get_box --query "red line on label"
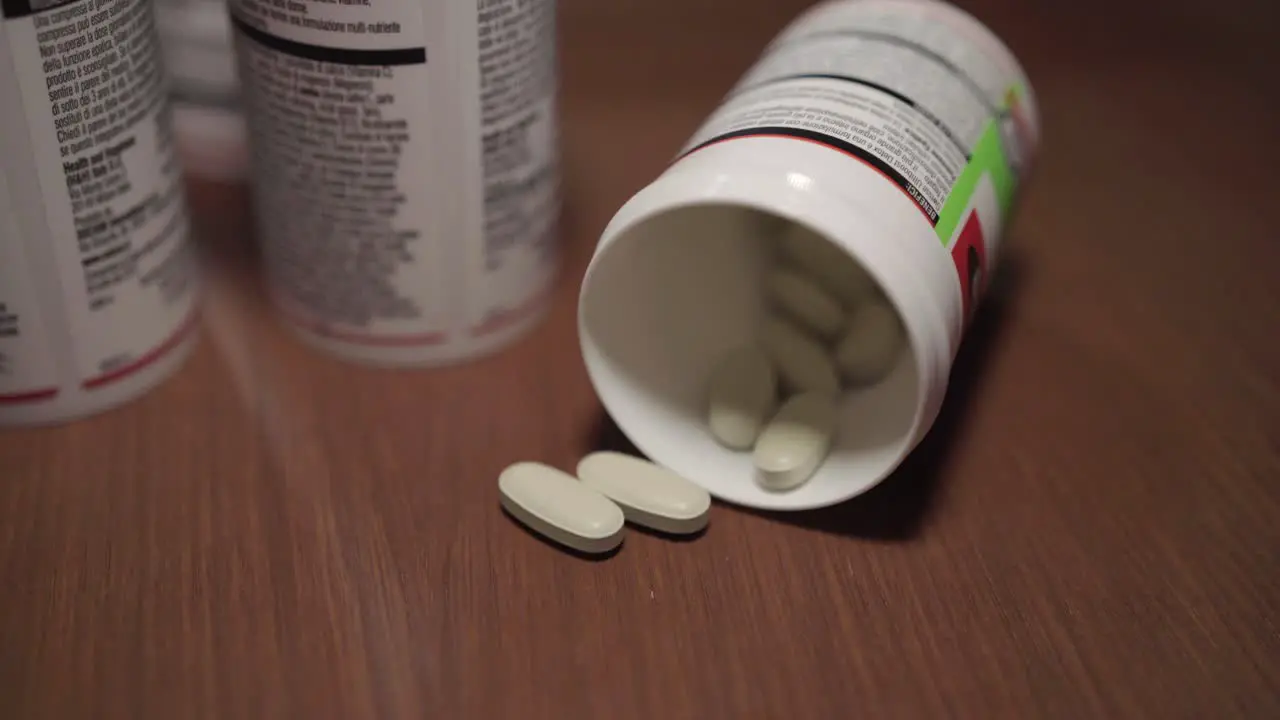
[0,387,59,405]
[279,306,449,347]
[82,310,200,390]
[685,133,936,224]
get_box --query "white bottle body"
[0,0,200,427]
[229,0,561,366]
[155,0,248,181]
[579,0,1039,510]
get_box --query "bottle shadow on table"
[589,249,1026,542]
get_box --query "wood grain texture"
[2,0,1278,717]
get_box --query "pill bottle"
[579,0,1039,510]
[228,0,560,366]
[155,0,249,182]
[0,0,201,427]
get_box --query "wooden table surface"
[3,1,1278,717]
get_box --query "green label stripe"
[934,84,1024,245]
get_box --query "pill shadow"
[591,412,645,457]
[627,524,708,544]
[589,250,1026,542]
[499,506,623,562]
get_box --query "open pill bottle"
[578,0,1040,510]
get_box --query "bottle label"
[0,171,59,404]
[680,0,1037,323]
[228,0,558,347]
[473,0,559,338]
[0,0,198,405]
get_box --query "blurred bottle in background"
[155,0,248,182]
[226,0,560,367]
[1,0,201,426]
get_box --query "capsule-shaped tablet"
[834,299,905,386]
[778,223,875,308]
[766,268,845,340]
[759,315,841,396]
[753,392,838,492]
[706,346,777,449]
[576,452,712,535]
[498,462,625,554]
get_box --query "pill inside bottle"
[753,392,838,492]
[759,314,841,396]
[835,298,906,386]
[765,268,846,340]
[778,223,875,309]
[706,346,777,450]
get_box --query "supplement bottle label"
[229,0,558,347]
[473,0,559,337]
[680,0,1036,321]
[0,172,59,403]
[0,0,198,406]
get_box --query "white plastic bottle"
[228,0,560,366]
[579,0,1040,510]
[154,0,248,181]
[0,0,201,427]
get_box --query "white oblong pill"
[706,346,777,450]
[576,452,712,535]
[753,392,837,492]
[766,268,845,340]
[498,462,625,554]
[835,299,905,386]
[778,223,875,308]
[759,315,841,396]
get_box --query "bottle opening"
[579,202,924,510]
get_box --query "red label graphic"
[950,211,987,325]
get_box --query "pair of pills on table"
[498,452,712,555]
[706,224,905,491]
